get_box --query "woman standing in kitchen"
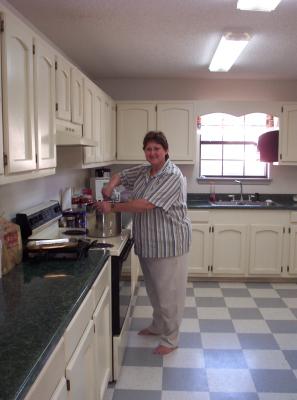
[97,131,191,355]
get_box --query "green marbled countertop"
[0,250,109,400]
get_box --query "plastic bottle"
[209,182,216,202]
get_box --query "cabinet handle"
[288,227,291,234]
[287,266,290,272]
[212,226,214,233]
[66,379,71,391]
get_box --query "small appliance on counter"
[90,177,110,201]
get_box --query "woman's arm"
[96,199,155,213]
[102,173,121,199]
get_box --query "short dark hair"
[143,131,169,160]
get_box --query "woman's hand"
[95,201,112,214]
[102,185,113,200]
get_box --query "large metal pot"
[86,204,121,238]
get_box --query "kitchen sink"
[210,200,279,207]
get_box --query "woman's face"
[144,141,168,168]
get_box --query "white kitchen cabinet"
[279,104,297,164]
[66,320,97,400]
[116,101,196,163]
[0,36,3,177]
[33,36,56,169]
[1,11,36,173]
[93,87,104,163]
[50,378,67,400]
[102,94,116,162]
[117,103,156,160]
[212,224,247,275]
[55,54,71,121]
[131,247,140,293]
[71,67,84,125]
[83,78,96,164]
[24,338,66,400]
[157,103,196,162]
[93,287,112,400]
[288,213,297,275]
[188,224,210,275]
[249,224,284,275]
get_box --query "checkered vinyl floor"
[104,281,297,400]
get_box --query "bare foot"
[138,328,159,336]
[153,345,177,355]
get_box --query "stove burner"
[62,229,88,236]
[92,242,114,249]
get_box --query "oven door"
[111,238,133,335]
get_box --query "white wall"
[0,169,90,220]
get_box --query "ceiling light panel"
[237,0,282,12]
[209,32,251,72]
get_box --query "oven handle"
[120,238,134,262]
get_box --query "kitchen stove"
[16,200,130,256]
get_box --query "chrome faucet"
[234,180,243,201]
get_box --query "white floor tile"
[274,334,297,350]
[219,282,247,288]
[126,331,159,348]
[180,318,200,332]
[233,319,270,334]
[271,283,297,289]
[207,368,256,392]
[225,297,257,308]
[248,288,280,298]
[283,298,297,308]
[243,349,290,369]
[162,391,210,400]
[201,333,241,349]
[197,307,231,320]
[163,348,205,368]
[115,366,162,390]
[185,297,196,307]
[259,394,297,400]
[260,308,295,320]
[193,288,223,297]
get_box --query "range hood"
[56,119,98,147]
[257,130,279,163]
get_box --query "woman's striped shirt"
[119,159,192,258]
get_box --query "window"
[199,113,279,179]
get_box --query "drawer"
[188,210,210,223]
[64,290,93,363]
[92,259,110,309]
[24,338,65,400]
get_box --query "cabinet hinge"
[35,153,38,164]
[280,153,282,160]
[155,105,157,112]
[287,266,290,272]
[212,226,214,233]
[209,226,211,233]
[208,265,210,271]
[0,19,4,33]
[281,266,283,273]
[55,61,58,70]
[283,227,285,233]
[66,379,71,391]
[3,153,7,166]
[211,265,213,271]
[288,227,291,234]
[33,44,35,55]
[281,106,284,112]
[56,103,58,112]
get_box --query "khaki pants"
[139,253,188,348]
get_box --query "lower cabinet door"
[93,286,112,400]
[66,320,96,400]
[50,377,67,400]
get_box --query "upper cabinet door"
[33,36,56,169]
[102,95,115,162]
[116,103,156,160]
[2,12,36,173]
[279,104,297,164]
[71,67,84,125]
[157,103,196,162]
[94,87,104,163]
[55,55,71,121]
[83,78,96,164]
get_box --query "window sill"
[197,178,272,185]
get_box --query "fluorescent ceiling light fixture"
[237,0,282,12]
[209,32,251,72]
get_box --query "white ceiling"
[4,0,297,81]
